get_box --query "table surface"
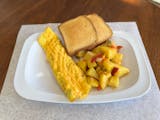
[0,0,160,91]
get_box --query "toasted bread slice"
[59,16,97,55]
[86,14,113,45]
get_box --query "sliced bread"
[59,16,97,55]
[86,14,113,45]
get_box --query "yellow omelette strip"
[38,27,91,101]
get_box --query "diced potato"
[74,39,129,90]
[108,76,119,88]
[87,77,99,87]
[103,47,117,59]
[77,60,87,72]
[102,59,114,72]
[114,66,129,77]
[83,51,97,68]
[93,46,102,54]
[96,66,102,74]
[103,59,129,77]
[84,51,95,60]
[111,53,123,64]
[107,48,117,59]
[99,72,111,89]
[86,68,99,79]
[96,66,108,75]
[103,40,116,48]
[87,60,97,68]
[76,50,86,58]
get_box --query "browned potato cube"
[92,46,101,54]
[76,50,86,58]
[103,59,129,77]
[96,66,102,74]
[114,66,129,77]
[84,51,95,60]
[111,53,123,64]
[99,46,117,59]
[83,51,97,68]
[86,67,99,79]
[87,77,99,87]
[102,59,114,72]
[99,72,111,89]
[108,76,119,88]
[77,60,87,72]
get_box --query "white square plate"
[14,26,151,104]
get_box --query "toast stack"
[59,14,113,55]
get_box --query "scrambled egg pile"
[38,27,91,101]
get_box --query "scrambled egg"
[38,27,91,101]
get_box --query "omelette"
[38,27,91,101]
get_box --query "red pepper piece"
[97,85,102,91]
[91,53,103,63]
[110,45,117,48]
[111,67,119,76]
[117,45,123,50]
